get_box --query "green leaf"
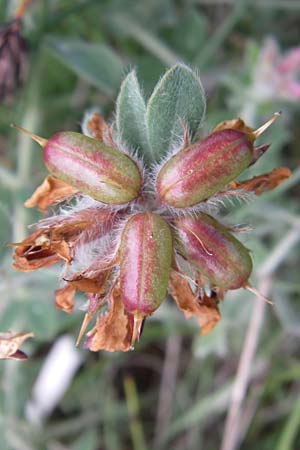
[107,14,179,66]
[146,64,206,162]
[0,269,77,341]
[116,71,151,160]
[45,38,124,96]
[275,393,300,450]
[0,295,74,342]
[168,10,208,60]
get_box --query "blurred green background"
[0,1,300,449]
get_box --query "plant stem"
[123,375,148,450]
[154,335,182,448]
[220,228,300,450]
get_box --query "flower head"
[10,66,291,352]
[252,37,300,103]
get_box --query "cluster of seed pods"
[13,112,280,348]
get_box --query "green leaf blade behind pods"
[45,38,124,96]
[146,63,206,162]
[116,71,152,161]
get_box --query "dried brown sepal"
[65,269,111,294]
[11,229,62,271]
[86,287,133,352]
[24,175,79,213]
[87,112,114,145]
[229,167,291,195]
[212,118,254,136]
[76,292,107,346]
[169,271,221,336]
[39,207,115,247]
[55,284,76,314]
[11,208,117,273]
[0,331,34,360]
[50,240,72,263]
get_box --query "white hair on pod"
[33,196,114,232]
[211,189,255,207]
[70,233,114,275]
[148,132,187,191]
[149,186,255,219]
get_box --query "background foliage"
[0,1,300,449]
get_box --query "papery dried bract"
[24,175,79,212]
[85,112,114,145]
[55,284,76,314]
[11,206,116,273]
[66,269,110,294]
[0,331,34,360]
[87,287,133,352]
[169,271,221,335]
[212,117,255,134]
[11,229,63,271]
[229,167,291,195]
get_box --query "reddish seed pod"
[175,213,252,290]
[13,127,142,205]
[157,114,280,208]
[119,212,173,316]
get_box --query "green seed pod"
[157,114,280,208]
[13,126,142,205]
[175,213,252,290]
[119,212,173,316]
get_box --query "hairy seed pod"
[176,213,252,290]
[119,213,173,316]
[157,114,280,208]
[13,127,142,204]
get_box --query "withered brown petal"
[11,229,70,271]
[55,284,76,314]
[0,331,34,360]
[229,167,291,195]
[66,270,110,294]
[24,175,78,213]
[11,229,61,271]
[75,292,108,347]
[87,287,133,352]
[169,271,221,336]
[13,252,60,272]
[212,117,254,136]
[51,240,72,263]
[87,112,114,145]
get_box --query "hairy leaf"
[146,63,206,161]
[116,71,151,160]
